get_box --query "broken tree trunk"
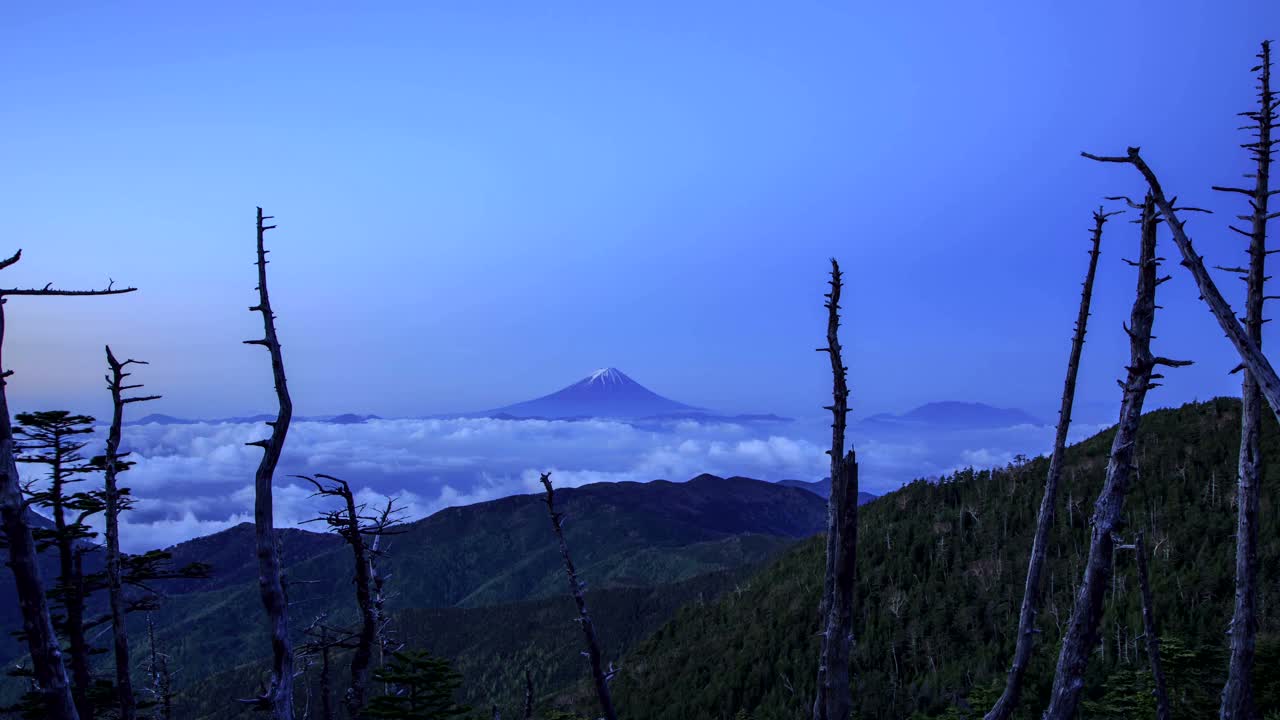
[103,347,161,720]
[0,249,134,720]
[1135,531,1171,720]
[1042,195,1189,720]
[244,207,296,719]
[1082,148,1280,421]
[985,207,1114,720]
[298,474,391,718]
[813,258,857,720]
[146,614,173,720]
[1218,39,1275,720]
[540,472,617,720]
[523,669,533,720]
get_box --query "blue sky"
[3,1,1279,424]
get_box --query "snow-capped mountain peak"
[488,367,702,418]
[586,367,630,386]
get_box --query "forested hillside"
[0,475,823,714]
[601,399,1280,719]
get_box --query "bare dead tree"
[0,248,134,720]
[367,498,405,674]
[812,258,858,720]
[240,207,296,719]
[299,615,338,720]
[523,669,533,720]
[1083,148,1280,419]
[145,613,172,720]
[1214,40,1276,720]
[100,346,160,720]
[539,472,617,720]
[1132,531,1171,720]
[985,207,1116,720]
[1042,196,1192,719]
[298,475,404,718]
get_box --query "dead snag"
[102,347,160,720]
[523,669,534,720]
[145,614,173,720]
[1215,39,1276,720]
[1132,531,1171,720]
[298,474,403,717]
[540,472,618,720]
[299,615,338,720]
[985,207,1117,720]
[1042,196,1191,719]
[0,249,134,720]
[367,497,406,671]
[813,258,858,720]
[1083,147,1280,419]
[241,207,296,719]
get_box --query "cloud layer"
[16,415,1105,552]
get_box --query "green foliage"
[362,650,469,719]
[29,477,811,716]
[606,399,1280,719]
[173,566,752,718]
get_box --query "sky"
[3,3,1280,546]
[2,2,1279,423]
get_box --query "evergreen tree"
[362,651,469,719]
[15,410,101,718]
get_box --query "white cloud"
[15,414,1085,551]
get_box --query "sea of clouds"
[24,415,1111,552]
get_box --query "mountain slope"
[600,398,1280,719]
[0,474,825,710]
[176,566,757,719]
[489,367,705,418]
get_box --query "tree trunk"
[813,258,855,720]
[540,473,617,720]
[814,254,855,712]
[339,482,375,718]
[1221,39,1274,720]
[320,628,335,720]
[1135,531,1171,720]
[819,452,858,720]
[245,207,296,719]
[1043,196,1181,720]
[44,426,92,718]
[146,614,172,720]
[103,346,158,720]
[523,669,534,720]
[0,304,79,719]
[985,208,1112,720]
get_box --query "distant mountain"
[129,413,198,425]
[776,478,877,505]
[487,367,707,419]
[863,401,1043,429]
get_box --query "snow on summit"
[489,368,704,419]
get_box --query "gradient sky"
[3,2,1279,425]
